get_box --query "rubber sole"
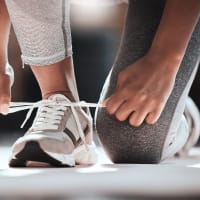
[9,141,98,168]
[9,141,71,167]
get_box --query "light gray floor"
[0,136,200,200]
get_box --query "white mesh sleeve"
[6,0,72,66]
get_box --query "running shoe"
[176,97,200,156]
[9,94,98,167]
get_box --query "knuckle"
[118,71,126,82]
[107,107,115,115]
[155,95,167,105]
[121,87,130,95]
[158,98,166,106]
[149,98,165,110]
[115,111,126,121]
[105,104,115,115]
[138,93,147,101]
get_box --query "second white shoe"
[177,97,200,156]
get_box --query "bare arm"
[104,0,200,127]
[149,0,200,72]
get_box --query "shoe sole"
[9,141,98,167]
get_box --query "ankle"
[42,90,76,102]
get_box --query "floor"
[0,134,200,200]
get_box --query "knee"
[96,109,163,164]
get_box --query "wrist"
[146,46,183,73]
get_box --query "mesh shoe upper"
[11,94,94,158]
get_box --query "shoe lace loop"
[30,104,67,131]
[9,100,103,147]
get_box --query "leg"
[6,0,97,167]
[5,0,78,102]
[96,0,200,163]
[0,0,13,114]
[31,57,79,101]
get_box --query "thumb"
[0,74,11,115]
[0,96,10,115]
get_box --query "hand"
[0,73,11,115]
[103,53,179,127]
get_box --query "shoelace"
[9,100,104,149]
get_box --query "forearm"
[0,0,10,72]
[149,0,200,71]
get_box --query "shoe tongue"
[47,94,70,102]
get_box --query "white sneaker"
[177,97,200,156]
[9,94,98,167]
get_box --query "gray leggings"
[96,0,200,163]
[5,0,200,163]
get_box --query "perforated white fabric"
[5,0,72,66]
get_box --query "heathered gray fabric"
[5,0,72,66]
[95,0,200,163]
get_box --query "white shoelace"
[9,100,104,148]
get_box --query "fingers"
[0,74,11,115]
[145,103,165,125]
[115,101,135,121]
[115,100,150,127]
[104,95,165,127]
[0,96,10,115]
[103,93,125,115]
[129,109,149,127]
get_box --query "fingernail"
[0,104,9,115]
